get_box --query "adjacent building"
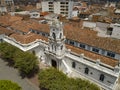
[41,0,74,18]
[0,0,14,13]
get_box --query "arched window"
[85,67,89,74]
[52,45,54,50]
[72,62,76,68]
[55,46,56,51]
[59,33,62,39]
[99,74,105,81]
[52,32,56,39]
[61,45,63,50]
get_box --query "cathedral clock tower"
[45,19,66,68]
[48,19,66,58]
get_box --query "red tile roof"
[0,26,14,35]
[30,21,50,33]
[63,23,120,54]
[0,15,22,26]
[1,15,119,54]
[66,44,118,67]
[0,15,119,67]
[9,33,48,44]
[10,20,32,33]
[40,12,50,16]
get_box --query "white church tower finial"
[48,19,66,58]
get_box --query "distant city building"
[0,0,14,13]
[36,3,41,10]
[41,0,74,18]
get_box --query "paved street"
[0,58,39,90]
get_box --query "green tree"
[38,68,67,90]
[38,68,100,90]
[0,42,18,59]
[0,80,21,90]
[0,42,39,77]
[14,51,38,76]
[0,42,8,58]
[0,42,22,66]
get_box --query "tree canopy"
[0,80,21,90]
[14,51,38,75]
[38,68,100,90]
[0,42,38,76]
[0,42,18,59]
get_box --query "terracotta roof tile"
[63,23,120,54]
[40,12,50,16]
[30,22,50,33]
[0,26,14,35]
[0,15,22,26]
[27,21,120,54]
[0,15,120,56]
[9,33,48,44]
[10,21,32,33]
[66,44,118,67]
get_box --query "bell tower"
[47,19,66,58]
[44,19,66,68]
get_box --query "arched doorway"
[51,59,57,68]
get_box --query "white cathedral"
[2,19,120,90]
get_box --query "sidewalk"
[0,58,39,90]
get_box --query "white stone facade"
[72,10,78,17]
[83,21,120,40]
[0,0,14,12]
[111,24,120,39]
[2,20,120,90]
[41,0,74,18]
[0,6,7,13]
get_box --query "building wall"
[63,54,118,90]
[115,54,120,60]
[54,2,60,14]
[29,45,45,59]
[41,0,74,18]
[36,3,41,9]
[84,21,120,40]
[111,24,120,39]
[0,6,7,13]
[41,1,49,12]
[72,10,78,17]
[68,1,74,18]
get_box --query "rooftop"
[0,26,14,35]
[0,15,120,67]
[0,15,23,27]
[9,32,48,44]
[1,15,119,54]
[66,44,118,67]
[64,23,120,54]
